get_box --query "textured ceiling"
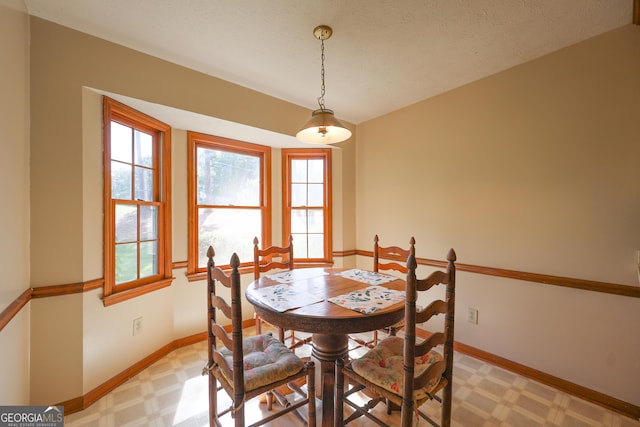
[24,0,633,124]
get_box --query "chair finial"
[207,246,215,259]
[230,253,241,269]
[374,234,379,244]
[447,248,457,262]
[253,236,259,246]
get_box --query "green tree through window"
[188,132,271,273]
[103,97,172,305]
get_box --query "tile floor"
[65,331,639,427]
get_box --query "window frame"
[187,132,272,277]
[102,97,173,306]
[282,148,333,264]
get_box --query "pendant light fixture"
[296,25,352,144]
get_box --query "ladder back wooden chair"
[253,236,311,351]
[350,235,416,350]
[335,249,457,427]
[374,234,416,275]
[203,246,316,427]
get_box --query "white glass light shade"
[296,109,352,144]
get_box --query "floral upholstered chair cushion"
[219,334,304,392]
[351,336,443,401]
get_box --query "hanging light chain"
[318,34,326,110]
[296,25,352,144]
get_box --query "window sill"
[102,278,174,306]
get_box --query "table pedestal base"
[311,333,349,427]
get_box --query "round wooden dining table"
[245,267,406,427]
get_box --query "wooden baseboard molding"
[59,319,256,416]
[61,324,639,420]
[4,257,636,419]
[452,339,640,420]
[57,396,84,415]
[59,331,208,415]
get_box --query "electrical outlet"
[133,317,143,336]
[467,308,478,324]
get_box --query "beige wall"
[355,25,640,405]
[30,295,83,404]
[6,6,638,410]
[0,0,30,405]
[29,16,354,403]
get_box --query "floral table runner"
[328,286,405,315]
[333,269,398,286]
